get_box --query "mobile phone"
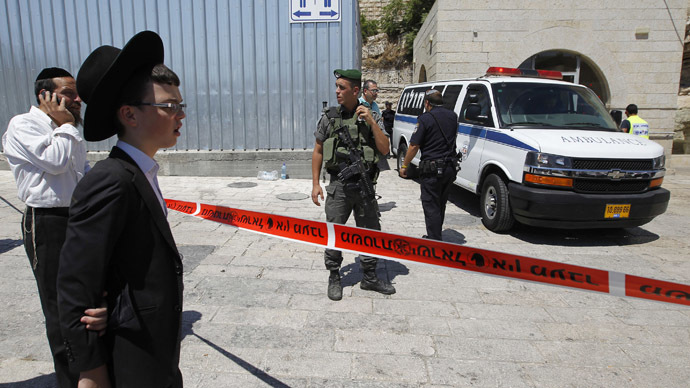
[41,91,62,105]
[357,101,371,122]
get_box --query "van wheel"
[396,142,417,178]
[480,174,515,233]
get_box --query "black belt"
[422,158,455,164]
[419,159,455,168]
[26,206,69,217]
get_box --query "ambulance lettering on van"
[392,67,670,233]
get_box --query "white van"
[391,67,670,232]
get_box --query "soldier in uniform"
[399,89,459,241]
[311,69,396,301]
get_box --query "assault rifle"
[333,125,377,209]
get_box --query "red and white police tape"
[166,199,690,307]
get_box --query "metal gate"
[0,0,361,152]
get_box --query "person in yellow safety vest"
[620,104,649,139]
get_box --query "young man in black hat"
[311,68,395,301]
[57,31,185,387]
[3,67,107,388]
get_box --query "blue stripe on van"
[396,114,418,124]
[457,124,537,151]
[395,113,537,152]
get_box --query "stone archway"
[418,65,427,83]
[519,50,611,105]
[502,26,626,109]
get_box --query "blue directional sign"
[290,0,341,23]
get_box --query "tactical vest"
[627,115,649,139]
[321,106,380,173]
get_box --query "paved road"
[1,160,689,387]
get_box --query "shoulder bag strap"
[428,110,457,159]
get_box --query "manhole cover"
[228,182,258,188]
[277,192,309,201]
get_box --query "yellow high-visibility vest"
[627,115,649,139]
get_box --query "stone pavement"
[1,160,689,387]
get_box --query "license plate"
[605,204,630,219]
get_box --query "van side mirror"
[610,110,622,127]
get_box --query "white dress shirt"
[115,140,168,216]
[2,106,90,208]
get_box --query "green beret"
[334,69,361,81]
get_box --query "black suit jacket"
[58,146,183,388]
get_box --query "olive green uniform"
[315,103,384,272]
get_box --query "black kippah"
[35,67,73,82]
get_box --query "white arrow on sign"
[290,0,341,23]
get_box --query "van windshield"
[492,82,619,131]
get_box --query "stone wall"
[359,0,413,109]
[359,0,394,20]
[361,66,414,107]
[362,33,413,107]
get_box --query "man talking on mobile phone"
[2,67,107,388]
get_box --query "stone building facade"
[412,0,688,155]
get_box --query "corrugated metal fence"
[0,0,361,152]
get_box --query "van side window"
[397,86,430,117]
[459,84,493,127]
[442,85,463,110]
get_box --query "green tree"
[379,0,436,59]
[360,12,379,40]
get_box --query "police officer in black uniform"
[399,89,459,240]
[311,69,396,301]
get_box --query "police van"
[392,67,670,232]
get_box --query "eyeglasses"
[134,102,186,114]
[368,89,380,93]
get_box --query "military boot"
[327,270,343,301]
[360,269,396,295]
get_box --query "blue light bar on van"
[485,67,563,80]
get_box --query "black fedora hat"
[77,31,164,141]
